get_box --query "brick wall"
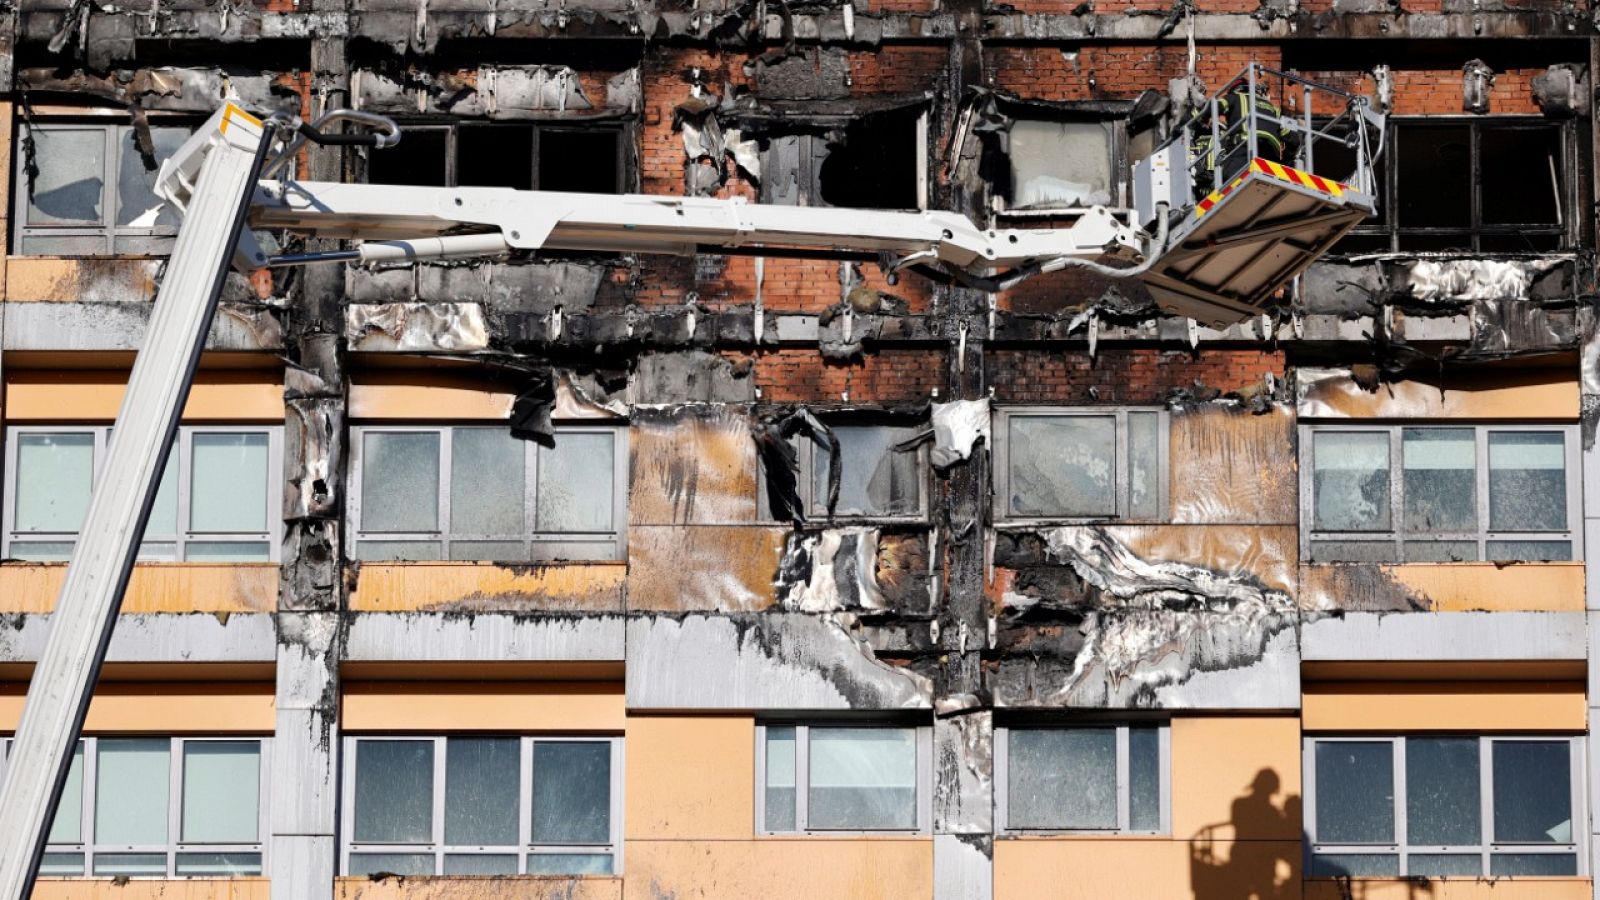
[1298,66,1542,115]
[749,348,947,402]
[988,347,1285,403]
[988,44,1275,98]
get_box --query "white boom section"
[0,104,274,897]
[247,181,1152,281]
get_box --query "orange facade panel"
[32,879,271,899]
[0,563,277,614]
[1298,368,1577,420]
[1303,680,1586,732]
[623,839,933,900]
[5,369,284,421]
[996,838,1301,900]
[1300,563,1585,613]
[0,681,274,733]
[347,562,625,613]
[626,715,756,841]
[1305,879,1590,900]
[341,680,625,733]
[333,877,622,900]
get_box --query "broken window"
[348,424,625,562]
[1330,118,1571,254]
[366,121,627,193]
[1306,736,1581,878]
[757,723,929,834]
[993,408,1168,522]
[3,425,281,563]
[997,117,1120,213]
[0,737,267,876]
[761,421,927,521]
[343,736,621,876]
[12,120,195,255]
[758,106,926,210]
[1301,424,1579,563]
[998,723,1168,834]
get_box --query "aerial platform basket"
[1134,64,1384,325]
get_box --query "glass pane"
[1128,412,1161,519]
[1408,854,1481,878]
[25,128,105,226]
[445,737,520,846]
[144,454,178,539]
[443,854,518,875]
[46,744,84,843]
[1403,540,1478,562]
[92,853,167,876]
[15,433,94,533]
[1308,541,1396,563]
[538,433,615,532]
[1490,853,1578,876]
[1402,428,1475,532]
[1009,120,1113,209]
[1492,740,1571,844]
[817,426,921,517]
[355,540,444,561]
[1008,416,1116,518]
[449,540,529,562]
[808,727,917,830]
[1406,737,1479,846]
[115,126,187,229]
[1008,728,1115,830]
[137,541,177,561]
[362,432,440,532]
[1396,124,1470,228]
[1314,741,1393,843]
[1129,727,1160,832]
[348,853,434,876]
[1312,432,1390,532]
[1486,540,1572,562]
[354,740,434,843]
[182,741,260,842]
[175,853,263,876]
[9,541,76,561]
[37,853,83,876]
[185,541,272,562]
[1308,854,1399,877]
[451,429,526,535]
[765,726,797,832]
[191,433,269,532]
[1480,126,1561,226]
[95,738,169,845]
[1488,432,1567,531]
[527,853,614,875]
[532,741,611,844]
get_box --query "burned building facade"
[0,0,1596,897]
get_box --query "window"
[341,736,622,875]
[758,106,927,210]
[1301,424,1581,562]
[348,425,626,562]
[993,408,1168,521]
[365,121,627,194]
[3,426,281,562]
[1329,118,1571,254]
[1306,736,1584,878]
[760,422,928,521]
[996,116,1124,214]
[0,737,268,876]
[757,723,931,834]
[12,120,197,255]
[996,723,1169,834]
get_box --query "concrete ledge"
[1302,611,1587,662]
[0,612,275,663]
[343,612,626,661]
[4,300,282,351]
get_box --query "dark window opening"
[1333,118,1570,255]
[366,121,626,193]
[759,107,925,211]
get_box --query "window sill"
[756,832,933,841]
[997,832,1173,840]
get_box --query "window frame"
[1303,734,1587,878]
[754,722,933,836]
[11,118,198,256]
[1298,422,1583,563]
[994,722,1172,836]
[0,735,272,877]
[1333,116,1576,254]
[759,420,932,524]
[346,423,628,562]
[2,424,284,563]
[362,119,631,193]
[992,406,1171,524]
[339,734,625,876]
[992,112,1129,217]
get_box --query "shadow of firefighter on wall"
[1189,769,1436,900]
